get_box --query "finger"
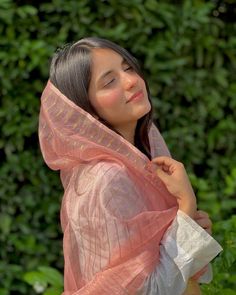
[191,265,208,280]
[152,157,176,175]
[162,165,171,174]
[195,218,212,234]
[152,157,184,175]
[151,156,176,166]
[155,167,170,182]
[195,210,209,219]
[195,218,211,228]
[205,227,212,235]
[155,163,171,174]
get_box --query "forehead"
[90,48,125,74]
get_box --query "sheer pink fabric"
[39,81,178,294]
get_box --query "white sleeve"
[137,210,223,295]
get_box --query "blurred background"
[0,0,235,294]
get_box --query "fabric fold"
[38,81,222,295]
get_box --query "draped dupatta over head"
[39,81,178,294]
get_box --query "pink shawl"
[39,81,178,294]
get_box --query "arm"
[137,210,222,295]
[152,156,197,219]
[143,157,222,294]
[65,162,178,294]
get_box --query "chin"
[137,102,151,119]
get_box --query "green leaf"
[23,271,48,286]
[38,266,63,287]
[43,287,63,295]
[0,213,12,235]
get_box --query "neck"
[114,122,137,145]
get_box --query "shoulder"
[80,160,130,183]
[93,160,133,185]
[79,161,146,219]
[74,160,132,197]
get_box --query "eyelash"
[103,66,133,87]
[124,66,132,71]
[104,79,115,87]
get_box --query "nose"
[121,71,138,90]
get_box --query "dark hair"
[50,37,153,159]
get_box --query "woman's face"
[88,48,151,132]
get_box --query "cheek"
[140,79,147,93]
[96,89,122,109]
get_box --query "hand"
[182,279,202,295]
[194,210,212,235]
[191,265,208,281]
[152,156,197,218]
[191,210,212,281]
[191,211,212,281]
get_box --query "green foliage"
[201,215,236,294]
[0,0,235,294]
[23,266,63,295]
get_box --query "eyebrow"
[98,70,113,82]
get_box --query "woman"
[38,37,222,294]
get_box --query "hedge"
[0,0,235,294]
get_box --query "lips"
[126,90,144,103]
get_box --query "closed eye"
[124,66,132,71]
[104,78,115,87]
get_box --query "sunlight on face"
[88,48,151,137]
